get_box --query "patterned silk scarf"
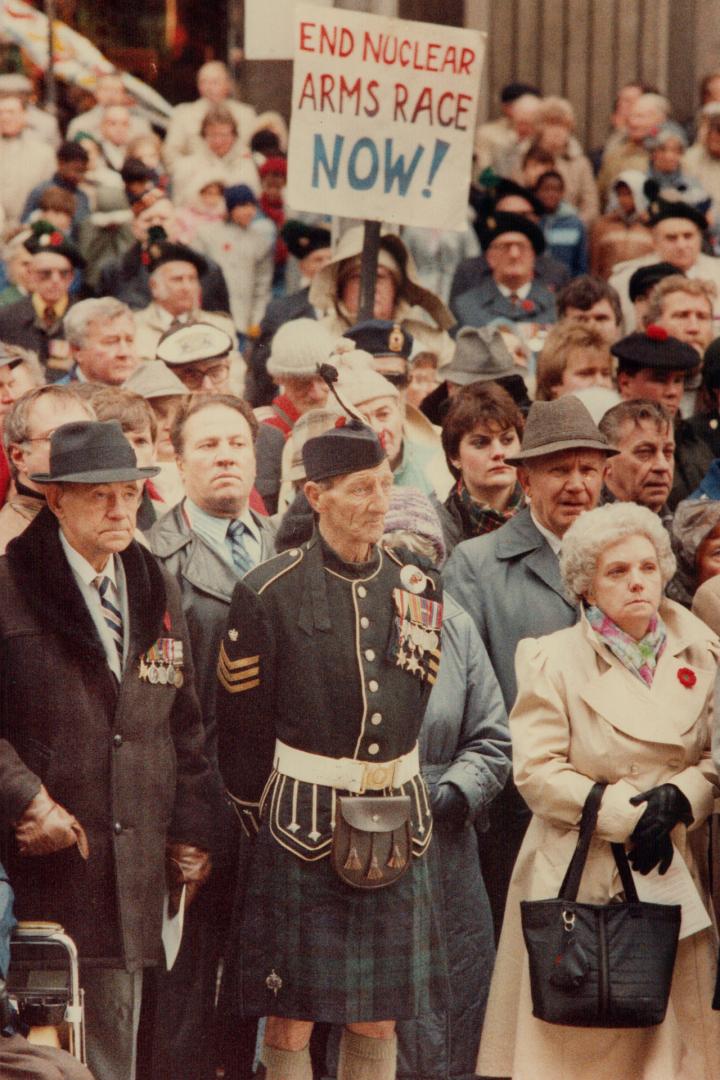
[453,479,526,537]
[585,604,667,688]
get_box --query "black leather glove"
[430,782,468,828]
[628,833,675,876]
[629,784,693,847]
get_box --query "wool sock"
[260,1042,313,1080]
[337,1029,397,1080]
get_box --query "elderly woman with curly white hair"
[477,501,720,1080]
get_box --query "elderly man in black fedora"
[0,420,212,1080]
[450,211,557,329]
[216,413,446,1080]
[443,395,616,935]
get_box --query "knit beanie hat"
[383,486,446,567]
[266,319,335,378]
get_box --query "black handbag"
[521,782,681,1028]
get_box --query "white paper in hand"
[161,884,186,970]
[630,844,711,940]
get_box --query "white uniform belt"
[273,740,420,794]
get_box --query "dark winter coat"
[0,507,212,969]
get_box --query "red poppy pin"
[677,667,696,688]
[163,610,172,632]
[50,231,63,246]
[646,324,668,341]
[521,298,535,313]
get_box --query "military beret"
[156,322,233,365]
[477,211,545,255]
[281,219,331,260]
[24,221,85,269]
[646,196,708,233]
[146,240,207,278]
[628,262,684,302]
[303,418,386,482]
[342,319,413,360]
[610,329,699,371]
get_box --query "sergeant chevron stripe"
[217,643,260,693]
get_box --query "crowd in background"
[4,50,720,1080]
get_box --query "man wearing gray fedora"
[443,395,616,935]
[421,325,531,425]
[0,420,212,1079]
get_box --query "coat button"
[371,712,382,725]
[113,822,122,835]
[113,734,123,747]
[364,649,375,662]
[368,743,380,755]
[357,586,367,598]
[360,617,370,629]
[368,679,379,692]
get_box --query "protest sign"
[244,0,332,61]
[286,4,486,232]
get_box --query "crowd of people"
[2,49,720,1080]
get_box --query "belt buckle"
[360,760,395,793]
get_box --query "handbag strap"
[557,782,642,903]
[610,842,640,903]
[558,782,607,901]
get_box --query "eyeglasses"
[489,240,532,254]
[178,362,229,390]
[35,268,73,281]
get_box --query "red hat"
[259,156,287,178]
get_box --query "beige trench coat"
[478,600,720,1080]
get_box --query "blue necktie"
[94,574,124,668]
[227,520,253,576]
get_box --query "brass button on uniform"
[368,679,379,692]
[357,586,367,598]
[360,617,370,629]
[113,822,122,835]
[365,649,376,662]
[113,734,123,747]
[368,743,380,755]
[370,712,382,726]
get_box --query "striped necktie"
[93,574,124,668]
[227,520,253,576]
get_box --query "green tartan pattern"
[232,822,447,1023]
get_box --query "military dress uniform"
[216,531,446,1024]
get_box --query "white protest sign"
[286,4,485,231]
[244,0,333,61]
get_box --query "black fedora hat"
[32,420,160,484]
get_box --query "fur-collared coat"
[0,507,212,970]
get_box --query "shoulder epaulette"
[245,545,305,594]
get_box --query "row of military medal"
[139,637,184,687]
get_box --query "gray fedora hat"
[443,326,527,387]
[505,395,617,464]
[32,420,160,484]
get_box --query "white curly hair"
[560,502,676,602]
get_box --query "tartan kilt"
[226,817,448,1024]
